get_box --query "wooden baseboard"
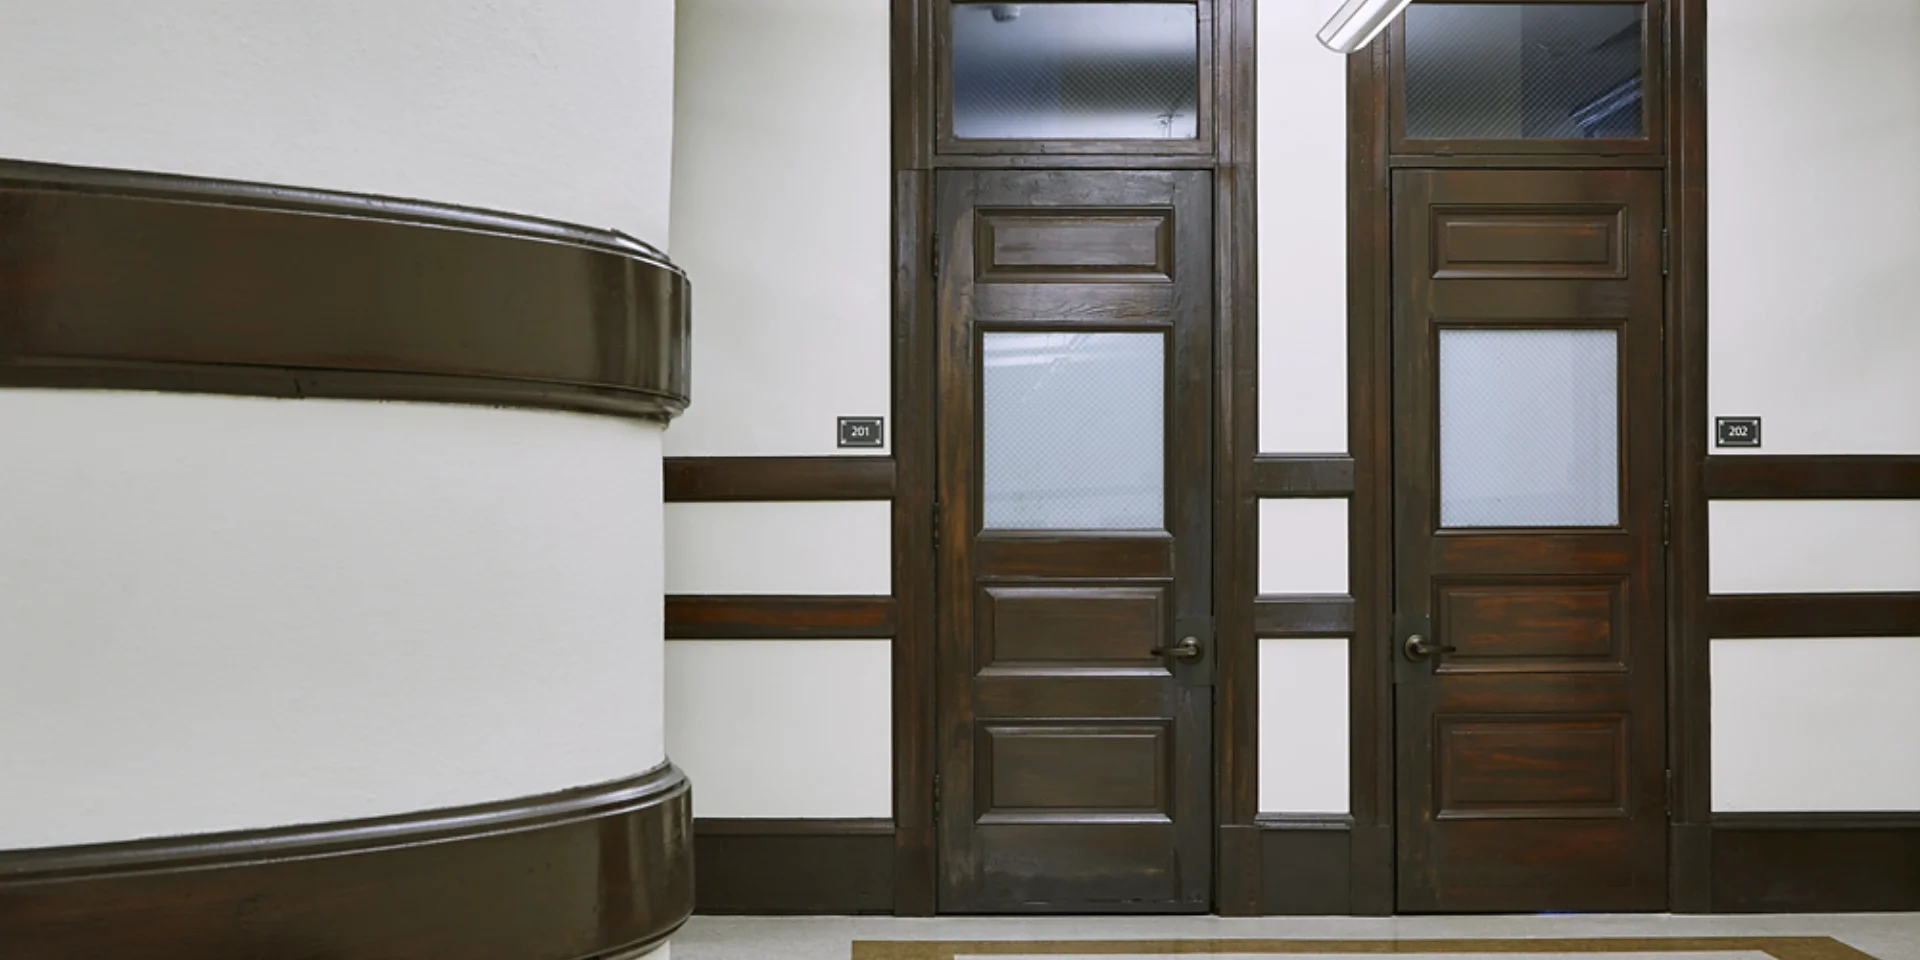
[1255,816,1355,915]
[1709,813,1920,913]
[693,819,895,914]
[0,764,691,960]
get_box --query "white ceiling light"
[1317,0,1416,54]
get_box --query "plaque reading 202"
[838,416,885,448]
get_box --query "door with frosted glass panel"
[933,170,1212,913]
[1392,169,1668,912]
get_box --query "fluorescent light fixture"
[1317,0,1416,54]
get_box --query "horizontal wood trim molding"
[0,763,691,959]
[1251,455,1357,498]
[1710,813,1920,913]
[1254,595,1358,638]
[694,818,894,914]
[1704,455,1920,500]
[664,456,896,502]
[1255,816,1355,915]
[0,159,689,421]
[1705,592,1920,639]
[665,595,897,640]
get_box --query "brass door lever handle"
[1151,636,1204,661]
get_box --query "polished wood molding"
[1704,455,1920,499]
[1711,813,1920,913]
[1253,595,1357,638]
[694,819,895,914]
[664,456,896,502]
[1251,455,1357,498]
[1705,592,1920,639]
[665,595,897,640]
[0,763,692,959]
[0,158,689,421]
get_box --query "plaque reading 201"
[838,416,885,448]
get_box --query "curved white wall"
[0,0,676,244]
[0,391,666,850]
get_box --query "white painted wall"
[1708,0,1920,454]
[1256,0,1350,455]
[1253,1,1353,815]
[667,641,893,818]
[664,502,893,595]
[1259,638,1350,814]
[667,0,890,456]
[1710,501,1920,595]
[1706,0,1920,815]
[0,392,666,850]
[0,0,676,244]
[1713,638,1920,811]
[1258,499,1351,596]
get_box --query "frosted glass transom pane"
[1439,328,1618,528]
[951,2,1201,141]
[982,332,1164,530]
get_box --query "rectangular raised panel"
[979,722,1169,816]
[1439,582,1624,671]
[950,2,1201,141]
[976,209,1173,283]
[1437,716,1627,818]
[979,584,1167,673]
[1432,208,1625,279]
[1439,328,1620,528]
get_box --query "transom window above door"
[1391,0,1662,155]
[940,1,1213,154]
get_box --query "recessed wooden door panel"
[1393,169,1667,913]
[936,170,1212,914]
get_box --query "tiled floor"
[673,914,1920,960]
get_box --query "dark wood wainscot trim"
[1710,814,1920,913]
[0,159,690,422]
[0,764,692,960]
[666,595,899,640]
[694,819,896,914]
[1256,816,1356,915]
[665,456,898,502]
[1704,456,1920,500]
[1706,593,1920,639]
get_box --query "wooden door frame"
[890,0,1261,916]
[890,0,1708,917]
[1341,0,1711,914]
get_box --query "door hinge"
[931,497,942,550]
[931,231,940,279]
[1664,769,1673,814]
[932,772,942,819]
[1661,228,1672,276]
[1662,499,1671,547]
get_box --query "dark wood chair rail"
[0,158,691,422]
[0,764,692,960]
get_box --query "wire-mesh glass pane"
[951,3,1201,141]
[1439,329,1619,528]
[982,332,1164,530]
[1404,3,1646,140]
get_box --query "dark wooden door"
[933,170,1213,913]
[1392,168,1668,912]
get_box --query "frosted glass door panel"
[1439,328,1619,528]
[982,332,1164,530]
